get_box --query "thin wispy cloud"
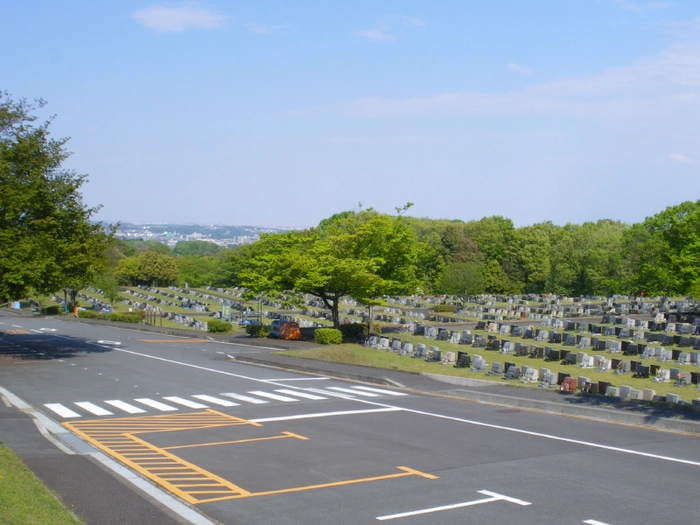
[353,26,395,42]
[131,5,227,33]
[353,15,424,42]
[246,23,283,35]
[669,153,692,163]
[332,39,700,123]
[507,62,533,75]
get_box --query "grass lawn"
[0,444,82,524]
[278,336,700,403]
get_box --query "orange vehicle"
[269,320,301,340]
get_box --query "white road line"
[275,389,327,400]
[110,348,700,468]
[584,520,613,525]
[11,324,22,328]
[163,397,209,409]
[74,402,113,416]
[305,388,357,399]
[134,398,178,411]
[220,392,268,404]
[328,386,381,397]
[342,397,700,468]
[376,490,531,521]
[39,328,57,332]
[30,329,43,333]
[248,391,298,402]
[44,403,81,418]
[267,377,329,381]
[353,386,408,396]
[251,407,401,423]
[105,400,146,414]
[191,394,238,407]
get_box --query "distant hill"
[115,223,293,247]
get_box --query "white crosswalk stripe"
[275,389,327,400]
[134,398,178,411]
[105,400,146,414]
[45,403,81,418]
[220,392,268,404]
[41,386,407,418]
[163,396,208,409]
[74,402,113,416]
[191,394,238,407]
[327,387,381,397]
[248,391,298,402]
[305,388,357,398]
[352,386,408,396]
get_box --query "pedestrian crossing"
[43,385,407,419]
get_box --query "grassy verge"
[0,444,82,524]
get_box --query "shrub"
[337,323,369,342]
[41,305,60,315]
[108,313,141,323]
[208,319,233,334]
[246,324,271,338]
[77,310,107,320]
[432,305,457,313]
[315,328,342,345]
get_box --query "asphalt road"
[1,310,699,525]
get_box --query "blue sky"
[3,1,699,228]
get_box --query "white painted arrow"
[376,490,531,521]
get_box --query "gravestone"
[486,362,503,376]
[414,343,427,358]
[455,351,470,368]
[642,388,656,401]
[605,386,620,397]
[666,393,681,404]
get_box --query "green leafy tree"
[172,241,223,257]
[438,261,487,302]
[175,255,222,287]
[137,251,179,287]
[0,93,114,301]
[241,211,419,328]
[124,239,171,255]
[94,270,121,308]
[114,257,139,286]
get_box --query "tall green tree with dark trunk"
[0,93,114,302]
[240,211,419,328]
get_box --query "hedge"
[208,319,233,334]
[337,323,369,342]
[75,310,141,323]
[246,324,271,338]
[432,304,457,313]
[314,328,342,345]
[41,305,60,315]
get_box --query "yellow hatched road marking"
[63,410,437,504]
[64,410,253,504]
